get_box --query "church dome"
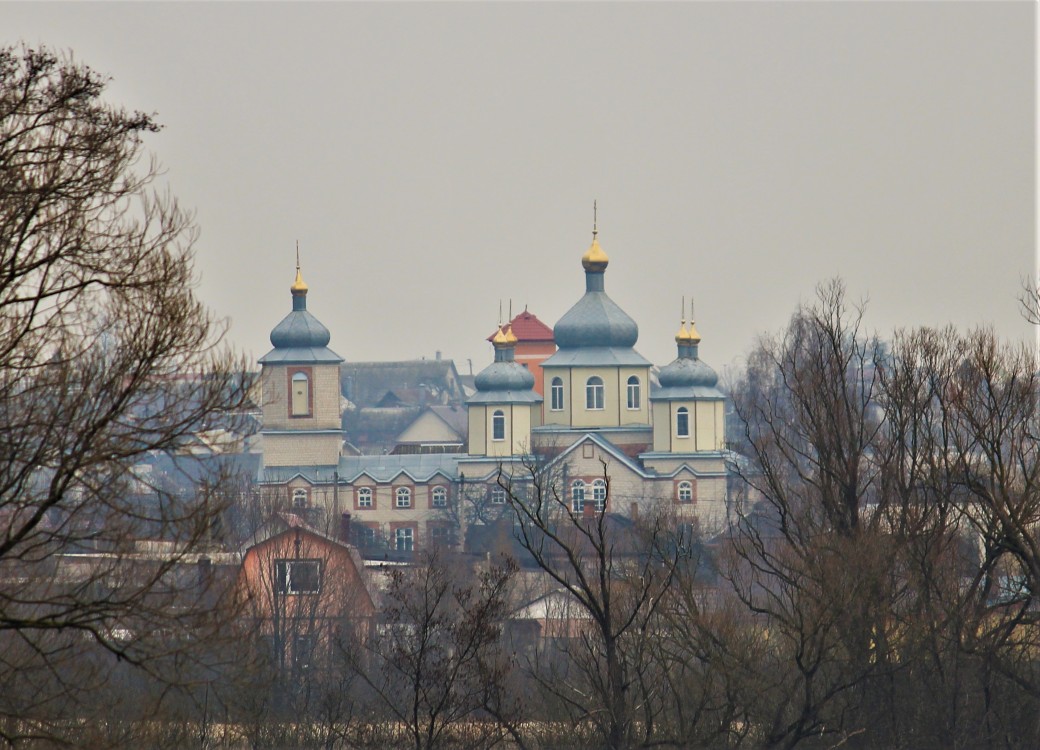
[658,356,718,389]
[474,360,536,392]
[270,309,332,349]
[553,235,639,349]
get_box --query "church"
[257,226,729,555]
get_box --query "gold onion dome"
[291,266,308,293]
[687,320,702,345]
[492,325,511,347]
[675,320,690,344]
[581,236,609,272]
[503,324,518,345]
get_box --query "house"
[237,513,376,673]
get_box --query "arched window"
[676,406,690,438]
[492,410,506,441]
[677,481,693,503]
[591,479,607,512]
[586,376,604,410]
[291,371,310,416]
[571,480,586,513]
[395,487,412,509]
[626,376,641,410]
[292,488,308,509]
[357,487,373,509]
[431,486,448,508]
[550,377,565,411]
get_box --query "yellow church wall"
[262,364,341,431]
[263,432,342,467]
[467,406,487,455]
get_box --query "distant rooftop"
[487,309,554,344]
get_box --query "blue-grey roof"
[467,389,543,404]
[260,290,344,365]
[553,270,640,350]
[651,343,722,399]
[337,453,462,483]
[651,385,725,400]
[542,346,651,368]
[468,344,542,404]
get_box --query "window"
[429,525,453,547]
[677,481,693,503]
[492,410,506,441]
[550,377,565,411]
[431,486,448,508]
[676,407,690,438]
[395,527,414,552]
[571,480,586,513]
[290,371,310,417]
[357,487,373,509]
[586,376,604,410]
[291,488,308,509]
[395,487,412,509]
[275,560,321,594]
[353,525,378,548]
[490,486,506,505]
[626,376,641,410]
[591,479,607,512]
[294,634,314,672]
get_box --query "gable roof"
[341,360,465,407]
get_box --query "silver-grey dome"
[474,361,536,392]
[658,355,718,389]
[270,309,332,349]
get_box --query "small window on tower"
[492,410,506,441]
[550,378,565,411]
[626,376,641,410]
[290,371,311,417]
[586,377,604,410]
[676,407,690,438]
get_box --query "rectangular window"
[429,525,454,547]
[353,525,378,548]
[395,527,414,552]
[275,560,321,594]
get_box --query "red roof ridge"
[487,310,555,343]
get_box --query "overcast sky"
[5,2,1035,379]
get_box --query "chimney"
[435,350,442,361]
[340,512,352,544]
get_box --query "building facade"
[258,228,729,555]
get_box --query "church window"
[591,479,607,512]
[676,407,690,438]
[357,487,373,509]
[492,410,505,441]
[395,487,412,509]
[586,377,604,410]
[431,486,448,508]
[571,480,586,513]
[677,481,693,503]
[626,376,641,410]
[550,378,564,411]
[291,488,308,509]
[290,371,311,417]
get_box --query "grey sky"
[5,2,1034,379]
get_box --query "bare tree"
[350,548,518,750]
[0,45,249,740]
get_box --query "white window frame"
[431,486,448,508]
[291,487,308,509]
[676,406,690,438]
[550,377,565,411]
[586,377,604,410]
[626,376,641,410]
[492,410,506,441]
[677,481,693,503]
[275,560,321,594]
[357,487,373,508]
[571,480,586,513]
[395,527,414,552]
[395,487,412,509]
[490,486,507,505]
[591,479,607,512]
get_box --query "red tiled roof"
[487,310,555,343]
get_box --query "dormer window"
[586,377,604,410]
[291,488,308,509]
[676,406,690,438]
[290,370,311,417]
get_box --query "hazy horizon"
[5,2,1034,378]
